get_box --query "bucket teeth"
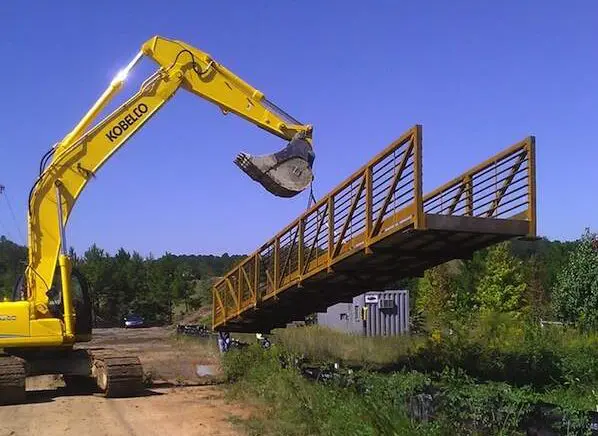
[234,152,265,184]
[235,135,315,198]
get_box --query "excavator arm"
[26,35,315,326]
[143,36,310,140]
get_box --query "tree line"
[0,236,244,325]
[0,236,27,297]
[411,228,598,331]
[1,228,597,329]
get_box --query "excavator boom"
[0,34,316,404]
[25,35,315,315]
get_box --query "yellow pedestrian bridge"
[212,125,537,333]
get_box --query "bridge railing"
[213,125,423,326]
[423,136,536,234]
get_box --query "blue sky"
[0,1,596,256]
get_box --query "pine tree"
[475,241,526,312]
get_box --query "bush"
[221,342,275,382]
[222,345,437,436]
[552,229,598,330]
[223,322,598,435]
[222,345,561,435]
[353,370,432,407]
[434,368,538,434]
[275,315,598,390]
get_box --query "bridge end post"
[526,135,537,238]
[413,124,424,230]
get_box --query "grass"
[272,324,425,366]
[219,314,598,434]
[222,344,438,436]
[137,333,223,383]
[171,333,220,356]
[272,314,598,390]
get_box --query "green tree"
[125,251,148,314]
[417,258,481,324]
[144,257,174,324]
[109,248,133,322]
[552,229,598,330]
[196,277,216,308]
[416,261,456,325]
[511,236,576,294]
[521,253,552,321]
[0,236,26,299]
[475,241,526,313]
[452,249,489,319]
[79,244,112,323]
[171,263,194,312]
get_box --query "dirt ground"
[0,327,252,436]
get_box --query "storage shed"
[316,290,409,336]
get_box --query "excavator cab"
[47,268,93,341]
[235,132,315,198]
[12,268,93,341]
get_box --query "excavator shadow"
[22,378,223,404]
[24,385,164,404]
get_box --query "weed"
[272,324,425,366]
[222,344,436,436]
[222,314,598,434]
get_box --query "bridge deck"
[212,125,536,333]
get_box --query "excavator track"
[87,349,144,398]
[0,355,26,405]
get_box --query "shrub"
[276,314,598,390]
[223,323,598,434]
[222,345,437,436]
[435,368,538,434]
[552,229,598,331]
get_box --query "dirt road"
[0,328,250,436]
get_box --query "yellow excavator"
[0,35,315,404]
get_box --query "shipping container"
[316,290,409,336]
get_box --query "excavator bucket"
[235,133,315,198]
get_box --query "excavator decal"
[105,103,149,142]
